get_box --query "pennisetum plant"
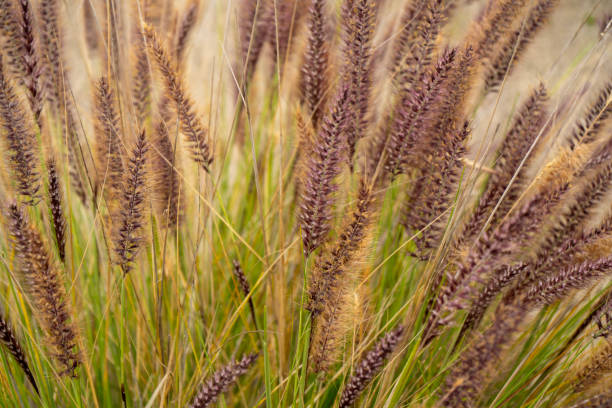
[0,0,608,406]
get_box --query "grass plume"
[114,130,148,274]
[6,202,81,376]
[338,325,404,407]
[145,25,213,172]
[188,353,258,408]
[0,55,41,204]
[0,310,38,393]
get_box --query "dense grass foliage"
[0,0,610,407]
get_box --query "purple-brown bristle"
[484,0,559,92]
[308,181,376,372]
[0,311,39,393]
[300,0,329,128]
[470,0,528,61]
[524,256,612,306]
[393,0,446,91]
[568,82,611,150]
[6,203,81,376]
[338,325,404,407]
[132,27,151,127]
[232,259,258,330]
[340,0,377,165]
[384,48,456,178]
[440,300,527,407]
[457,83,549,247]
[402,120,469,256]
[0,0,27,77]
[542,162,612,254]
[238,0,268,84]
[145,26,213,172]
[39,0,63,107]
[266,0,302,68]
[115,130,148,274]
[298,87,350,256]
[15,0,45,130]
[152,120,181,229]
[48,159,66,263]
[174,0,199,63]
[189,353,258,408]
[94,76,125,202]
[0,55,41,204]
[389,0,428,77]
[427,184,567,343]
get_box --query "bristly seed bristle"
[338,325,404,408]
[300,0,329,128]
[0,311,39,394]
[152,120,181,229]
[568,82,612,150]
[232,259,258,330]
[0,55,41,204]
[47,159,66,263]
[94,76,125,203]
[308,181,376,372]
[188,353,259,408]
[6,203,81,376]
[298,86,350,256]
[145,25,213,172]
[484,0,559,92]
[115,130,148,274]
[174,0,199,64]
[340,0,377,165]
[132,27,152,127]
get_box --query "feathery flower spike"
[338,325,404,407]
[298,87,350,256]
[301,0,329,128]
[0,56,41,204]
[6,203,81,376]
[145,25,213,172]
[0,311,38,393]
[47,160,66,263]
[115,130,148,274]
[189,353,259,408]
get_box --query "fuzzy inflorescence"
[6,203,80,376]
[189,353,258,408]
[338,325,404,407]
[0,56,41,204]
